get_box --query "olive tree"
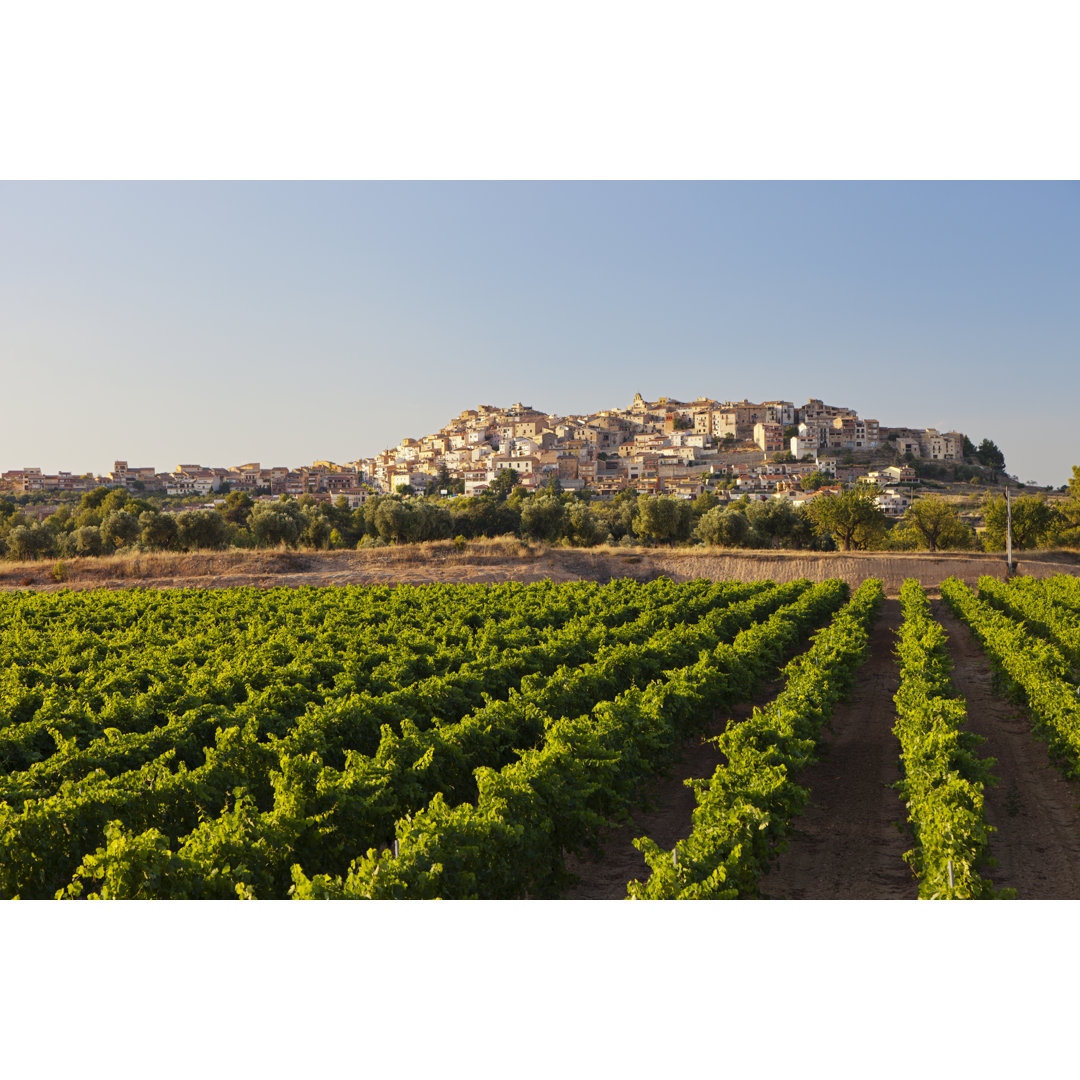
[250,502,303,547]
[696,505,750,547]
[6,523,55,561]
[139,511,179,551]
[100,510,140,549]
[176,509,229,551]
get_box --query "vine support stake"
[393,839,399,858]
[947,859,953,896]
[672,848,678,868]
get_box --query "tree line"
[2,466,1078,562]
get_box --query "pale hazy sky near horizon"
[2,180,1077,486]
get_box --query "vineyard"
[3,571,1080,899]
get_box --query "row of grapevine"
[1011,574,1080,616]
[940,577,1080,780]
[627,578,883,899]
[1,579,751,760]
[56,580,818,899]
[280,580,852,899]
[1,578,766,799]
[0,578,792,898]
[892,579,1005,899]
[977,576,1080,674]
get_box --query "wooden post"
[1005,484,1013,575]
[947,859,954,896]
[392,839,399,858]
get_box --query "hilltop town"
[2,395,978,521]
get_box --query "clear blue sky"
[2,181,1076,486]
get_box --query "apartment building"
[921,429,963,461]
[801,398,853,422]
[4,469,97,494]
[753,421,784,453]
[111,460,158,488]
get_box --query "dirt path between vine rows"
[759,598,916,899]
[560,675,794,900]
[563,593,1080,900]
[563,604,916,900]
[931,601,1080,898]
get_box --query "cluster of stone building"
[0,460,371,505]
[1,395,965,519]
[357,395,960,511]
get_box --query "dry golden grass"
[2,538,1077,595]
[351,535,538,565]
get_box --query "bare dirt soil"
[932,601,1080,898]
[562,673,798,900]
[759,599,916,899]
[3,544,1077,594]
[562,602,917,900]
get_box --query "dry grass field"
[2,538,1078,594]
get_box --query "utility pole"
[1005,482,1013,574]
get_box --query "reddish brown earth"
[932,601,1080,898]
[564,601,917,900]
[759,599,915,899]
[562,677,793,900]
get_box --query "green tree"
[487,468,519,502]
[982,493,1057,551]
[745,499,802,548]
[424,463,459,497]
[300,506,333,549]
[696,505,750,547]
[139,511,178,551]
[800,471,830,492]
[975,439,1006,472]
[69,525,105,557]
[175,509,228,551]
[591,488,637,542]
[251,502,302,547]
[1048,466,1080,546]
[100,488,131,515]
[564,502,601,547]
[100,509,140,549]
[45,505,72,532]
[894,498,973,552]
[78,486,111,511]
[6,522,55,561]
[374,498,410,543]
[520,493,566,543]
[692,490,720,516]
[807,487,888,551]
[633,495,693,545]
[222,491,255,527]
